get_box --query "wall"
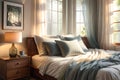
[0,0,34,57]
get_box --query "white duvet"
[32,49,120,80]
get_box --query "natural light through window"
[46,0,63,35]
[76,0,86,37]
[110,0,120,44]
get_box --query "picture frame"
[3,1,23,30]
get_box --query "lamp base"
[9,43,17,58]
[9,53,17,58]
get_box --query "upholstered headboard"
[26,37,91,57]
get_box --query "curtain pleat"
[83,0,113,49]
[82,0,99,48]
[97,0,113,49]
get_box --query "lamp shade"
[5,32,22,43]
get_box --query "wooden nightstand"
[0,56,30,80]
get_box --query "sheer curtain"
[33,0,67,36]
[83,0,113,49]
[97,0,113,49]
[33,0,47,36]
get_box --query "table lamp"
[4,32,22,58]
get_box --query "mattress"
[32,53,120,80]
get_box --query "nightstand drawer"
[7,68,29,78]
[0,57,30,80]
[7,59,29,69]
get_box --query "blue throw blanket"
[65,53,120,80]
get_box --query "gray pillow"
[56,40,84,57]
[43,42,62,56]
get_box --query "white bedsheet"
[32,55,73,69]
[32,55,74,80]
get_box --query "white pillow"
[34,35,60,55]
[56,40,85,57]
[59,35,88,51]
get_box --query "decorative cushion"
[55,40,85,57]
[59,35,88,51]
[34,35,60,56]
[43,42,62,56]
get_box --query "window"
[46,0,63,35]
[76,0,86,36]
[37,0,86,36]
[110,0,120,44]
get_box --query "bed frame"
[26,37,57,80]
[26,37,91,80]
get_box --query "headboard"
[81,37,91,48]
[26,37,38,57]
[26,37,91,57]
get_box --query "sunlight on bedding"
[73,49,112,63]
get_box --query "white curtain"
[83,0,113,49]
[33,0,82,36]
[33,0,68,36]
[33,0,47,36]
[66,0,76,34]
[97,0,113,49]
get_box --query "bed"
[26,36,120,80]
[26,37,57,80]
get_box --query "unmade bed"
[26,36,120,80]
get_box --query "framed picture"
[3,1,23,30]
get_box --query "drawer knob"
[16,62,20,65]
